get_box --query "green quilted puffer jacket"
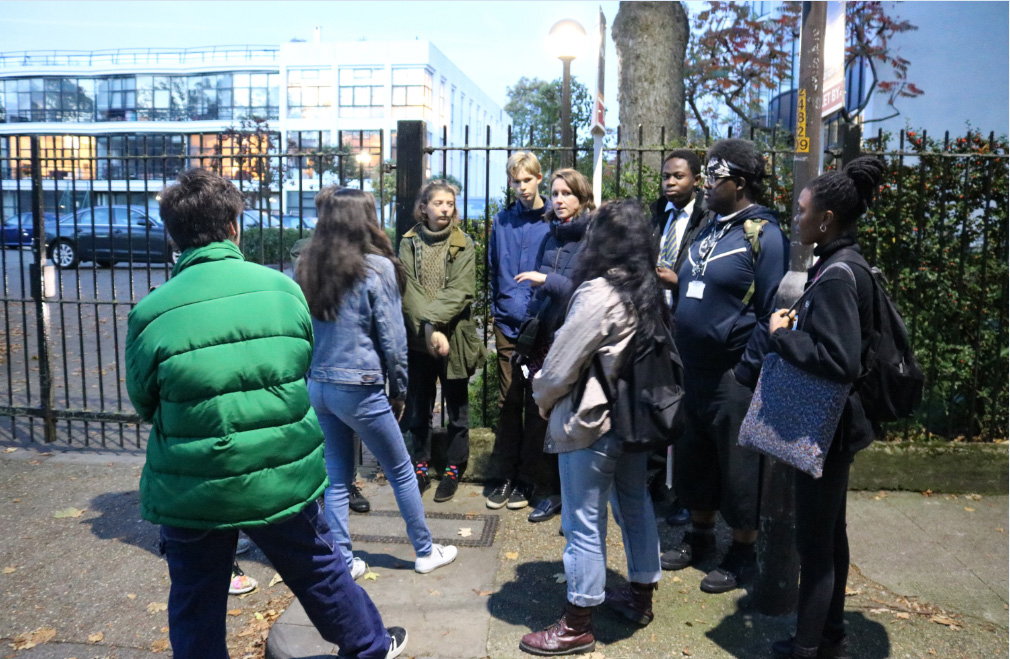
[126,241,326,529]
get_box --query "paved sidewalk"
[0,444,1006,659]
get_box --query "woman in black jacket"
[767,156,886,659]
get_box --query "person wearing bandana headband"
[661,139,789,595]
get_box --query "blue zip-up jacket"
[307,254,408,399]
[674,204,788,389]
[489,196,551,339]
[526,212,591,341]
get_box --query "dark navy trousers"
[160,501,389,659]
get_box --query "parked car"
[45,205,178,269]
[2,212,58,248]
[241,211,316,231]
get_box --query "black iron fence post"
[395,121,425,247]
[28,136,57,443]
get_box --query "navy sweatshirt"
[674,204,789,388]
[525,212,590,342]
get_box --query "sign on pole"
[591,6,606,208]
[821,1,846,117]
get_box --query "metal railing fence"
[1,123,1006,448]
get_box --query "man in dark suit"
[649,149,711,526]
[650,149,711,312]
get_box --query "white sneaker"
[350,556,368,580]
[414,543,458,574]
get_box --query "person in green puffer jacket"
[399,180,486,503]
[126,168,407,659]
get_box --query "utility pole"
[755,0,826,616]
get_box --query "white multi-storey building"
[0,36,511,219]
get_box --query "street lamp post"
[355,151,371,189]
[548,19,586,169]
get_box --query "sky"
[0,1,1007,139]
[0,1,626,126]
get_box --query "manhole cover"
[350,510,499,548]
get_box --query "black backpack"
[594,322,688,452]
[844,256,925,424]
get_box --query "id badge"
[686,280,706,299]
[520,364,531,379]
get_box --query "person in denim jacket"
[297,187,457,578]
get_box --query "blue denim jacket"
[308,254,408,399]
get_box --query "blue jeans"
[160,502,389,659]
[558,432,662,607]
[309,380,433,566]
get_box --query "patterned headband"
[706,157,756,181]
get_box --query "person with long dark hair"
[297,187,457,579]
[662,138,789,594]
[519,200,664,656]
[767,156,886,659]
[487,168,596,522]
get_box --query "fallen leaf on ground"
[227,609,242,616]
[11,627,56,650]
[147,602,168,614]
[267,573,283,588]
[2,447,17,453]
[363,570,379,580]
[3,566,16,574]
[553,572,567,584]
[869,607,890,614]
[587,652,605,659]
[964,507,975,512]
[930,614,961,629]
[428,589,441,596]
[896,612,910,620]
[54,507,85,518]
[458,527,472,538]
[88,631,104,643]
[473,588,493,596]
[965,493,982,501]
[921,489,932,496]
[671,575,682,583]
[682,648,692,656]
[504,551,519,560]
[845,587,862,596]
[254,612,265,621]
[151,638,170,652]
[127,593,137,599]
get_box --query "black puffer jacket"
[525,211,590,341]
[770,237,876,453]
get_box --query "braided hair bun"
[843,156,886,217]
[808,155,886,225]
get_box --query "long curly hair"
[571,199,667,337]
[296,187,403,321]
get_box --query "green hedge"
[242,227,313,266]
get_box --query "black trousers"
[488,325,557,494]
[674,367,761,530]
[794,444,853,649]
[404,350,469,474]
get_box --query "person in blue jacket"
[485,152,552,510]
[507,168,595,523]
[661,139,789,594]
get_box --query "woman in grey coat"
[519,201,667,656]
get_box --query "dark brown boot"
[605,581,657,626]
[519,602,595,656]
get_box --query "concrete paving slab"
[847,491,1009,627]
[267,479,502,659]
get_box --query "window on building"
[338,68,385,119]
[287,69,333,119]
[391,67,432,120]
[286,130,331,180]
[439,78,447,131]
[188,131,279,182]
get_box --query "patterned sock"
[416,462,428,476]
[444,465,459,481]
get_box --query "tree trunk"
[612,1,689,162]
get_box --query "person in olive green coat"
[399,180,486,503]
[126,168,406,659]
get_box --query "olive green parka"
[399,223,486,380]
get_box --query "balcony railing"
[0,46,280,68]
